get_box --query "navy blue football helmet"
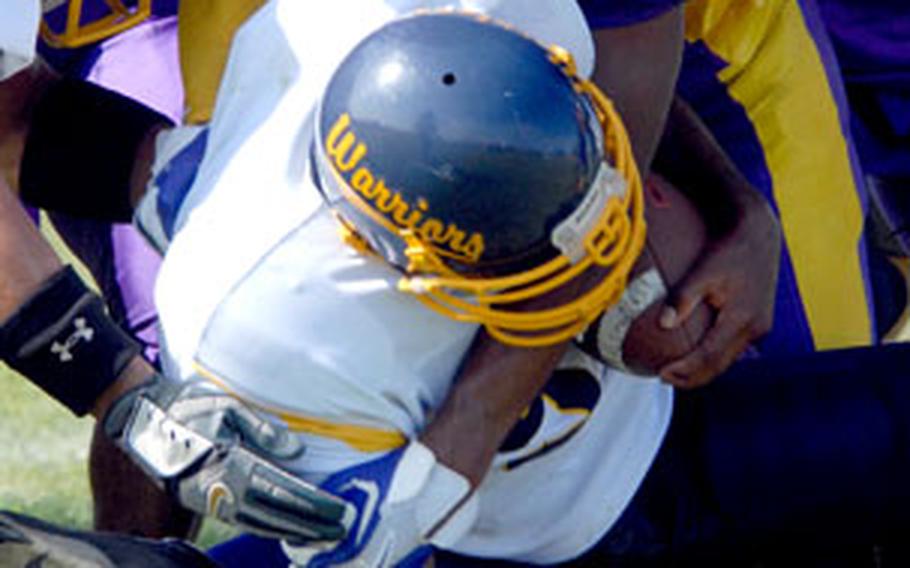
[312,11,645,347]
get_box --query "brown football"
[580,173,714,375]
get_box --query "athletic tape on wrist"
[19,77,172,221]
[393,442,477,548]
[579,268,666,373]
[0,266,141,416]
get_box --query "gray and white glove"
[103,373,354,543]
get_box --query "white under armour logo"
[50,318,95,362]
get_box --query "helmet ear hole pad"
[314,12,646,348]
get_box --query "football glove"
[283,442,478,568]
[103,373,354,543]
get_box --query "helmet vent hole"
[442,72,457,86]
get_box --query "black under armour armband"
[0,267,141,416]
[19,78,172,221]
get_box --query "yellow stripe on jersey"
[684,1,779,70]
[194,363,407,453]
[177,0,266,124]
[685,0,872,348]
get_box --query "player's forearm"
[0,60,57,193]
[89,355,154,420]
[0,262,146,417]
[591,6,685,172]
[0,215,145,417]
[654,96,771,236]
[0,179,60,320]
[420,335,568,488]
[418,267,604,487]
[0,66,157,418]
[0,225,148,421]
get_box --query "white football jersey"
[152,1,672,563]
[0,0,40,80]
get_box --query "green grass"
[0,367,94,527]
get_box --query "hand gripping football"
[578,174,714,375]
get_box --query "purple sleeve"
[578,0,685,29]
[816,0,910,87]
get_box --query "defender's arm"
[651,97,781,387]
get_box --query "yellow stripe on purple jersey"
[677,0,875,352]
[177,0,266,124]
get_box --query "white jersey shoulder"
[154,1,671,563]
[0,0,40,81]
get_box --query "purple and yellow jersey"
[177,0,267,124]
[39,0,177,62]
[41,0,265,124]
[679,0,874,353]
[39,0,182,123]
[590,0,875,353]
[817,0,910,179]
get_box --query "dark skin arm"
[652,97,781,388]
[0,180,153,414]
[420,332,568,487]
[0,164,189,536]
[591,7,685,173]
[0,62,157,417]
[0,62,53,193]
